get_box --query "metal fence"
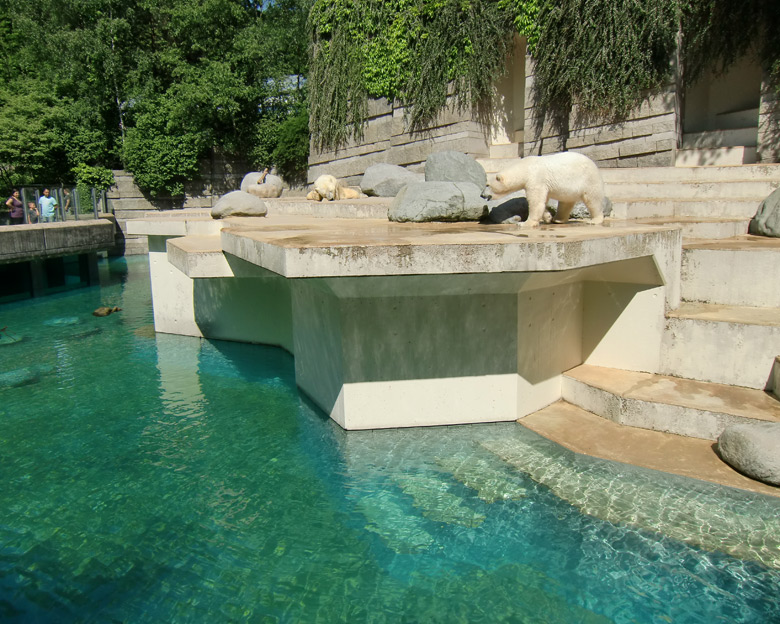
[3,186,109,225]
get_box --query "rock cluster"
[360,163,423,197]
[211,171,279,219]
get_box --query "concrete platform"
[128,211,682,430]
[0,219,116,264]
[562,363,780,439]
[521,401,780,498]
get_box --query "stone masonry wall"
[108,155,247,255]
[758,72,780,163]
[522,56,679,167]
[307,98,491,185]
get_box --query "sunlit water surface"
[1,256,779,623]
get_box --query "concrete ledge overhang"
[0,219,116,264]
[216,215,682,279]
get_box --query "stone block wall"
[758,73,780,163]
[522,56,679,167]
[307,98,491,185]
[108,155,247,254]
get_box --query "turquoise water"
[1,256,779,623]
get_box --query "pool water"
[1,256,779,623]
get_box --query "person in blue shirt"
[38,188,58,222]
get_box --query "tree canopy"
[0,0,310,195]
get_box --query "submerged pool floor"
[0,256,779,623]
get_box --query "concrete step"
[561,364,780,440]
[610,198,759,220]
[600,164,780,183]
[681,127,758,150]
[661,302,780,388]
[521,400,780,497]
[682,235,780,308]
[625,216,749,240]
[605,180,776,201]
[675,146,758,167]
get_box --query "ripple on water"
[0,256,779,624]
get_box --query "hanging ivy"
[680,1,780,86]
[308,0,780,152]
[308,0,520,150]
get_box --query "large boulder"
[388,181,487,222]
[717,422,780,486]
[425,150,487,193]
[240,171,266,192]
[360,163,424,197]
[211,191,268,219]
[749,188,780,237]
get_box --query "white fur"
[490,152,605,228]
[311,174,363,201]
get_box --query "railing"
[4,186,109,225]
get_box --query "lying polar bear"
[307,174,363,201]
[490,152,606,228]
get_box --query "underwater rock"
[43,316,79,326]
[93,306,121,317]
[0,364,53,390]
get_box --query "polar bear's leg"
[521,188,548,228]
[554,201,575,223]
[582,190,605,225]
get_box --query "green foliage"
[0,0,310,194]
[123,97,205,196]
[0,80,70,189]
[498,0,540,51]
[309,0,517,149]
[272,109,310,185]
[680,1,780,89]
[309,0,780,149]
[532,0,679,126]
[71,163,115,191]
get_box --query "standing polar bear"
[490,152,606,228]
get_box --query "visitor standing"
[26,201,39,223]
[63,188,72,215]
[5,190,24,225]
[38,188,58,222]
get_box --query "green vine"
[308,0,520,150]
[532,0,679,128]
[308,0,780,152]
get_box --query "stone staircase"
[479,158,780,444]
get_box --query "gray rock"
[570,196,613,220]
[360,163,424,197]
[211,191,268,219]
[425,151,487,193]
[240,171,267,192]
[389,181,488,223]
[717,422,780,486]
[749,188,780,237]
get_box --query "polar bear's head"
[313,174,339,201]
